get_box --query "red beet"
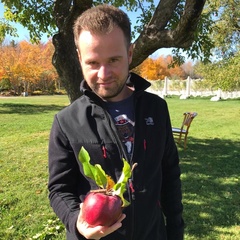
[81,192,122,227]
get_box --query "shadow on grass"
[0,103,67,115]
[178,137,240,239]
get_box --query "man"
[48,4,184,240]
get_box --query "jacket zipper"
[103,109,135,240]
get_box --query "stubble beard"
[94,80,126,100]
[88,74,130,101]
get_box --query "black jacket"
[48,73,184,240]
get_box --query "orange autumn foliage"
[0,40,58,94]
[135,55,187,80]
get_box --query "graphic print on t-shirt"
[114,114,134,155]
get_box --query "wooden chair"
[172,112,198,149]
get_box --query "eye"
[109,58,119,63]
[86,61,99,69]
[88,61,97,65]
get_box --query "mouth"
[98,81,115,87]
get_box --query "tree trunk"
[52,32,82,103]
[52,0,93,103]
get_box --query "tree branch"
[131,0,206,69]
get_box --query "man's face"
[77,27,133,102]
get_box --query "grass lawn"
[0,95,239,239]
[166,96,240,240]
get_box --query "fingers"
[103,213,126,233]
[92,214,126,239]
[77,210,126,239]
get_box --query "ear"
[128,43,134,65]
[76,48,82,64]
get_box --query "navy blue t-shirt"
[105,94,135,158]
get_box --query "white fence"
[147,77,240,101]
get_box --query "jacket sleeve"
[160,105,184,240]
[48,115,86,239]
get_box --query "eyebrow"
[85,55,123,62]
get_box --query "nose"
[97,64,111,80]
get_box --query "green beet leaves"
[78,146,131,207]
[112,157,131,207]
[78,146,107,189]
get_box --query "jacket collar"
[80,72,151,101]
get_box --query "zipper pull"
[128,163,138,201]
[144,139,147,150]
[129,178,135,200]
[101,141,107,159]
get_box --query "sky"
[0,2,173,57]
[0,2,49,42]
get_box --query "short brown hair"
[73,4,131,48]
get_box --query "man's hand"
[76,203,126,240]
